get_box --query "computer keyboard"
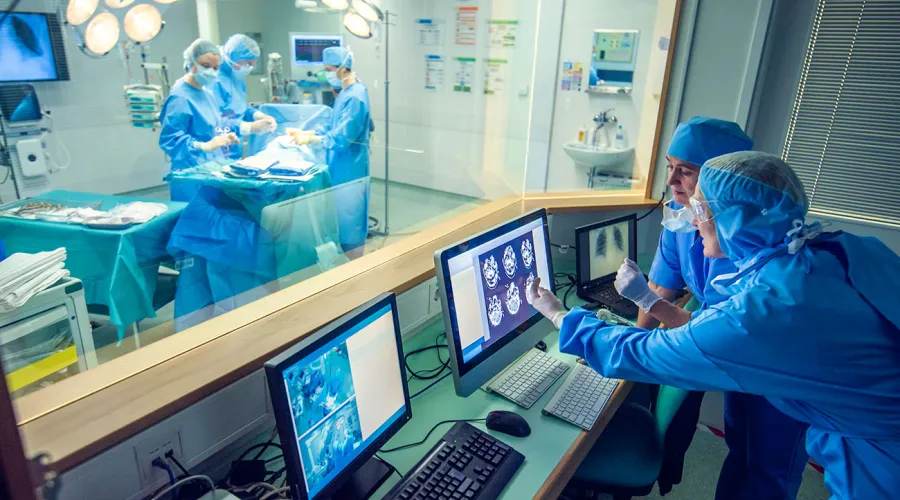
[592,283,639,318]
[542,363,620,430]
[383,422,525,500]
[488,349,569,408]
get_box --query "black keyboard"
[588,282,638,318]
[383,422,525,500]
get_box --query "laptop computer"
[574,214,640,318]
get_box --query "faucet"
[592,108,617,146]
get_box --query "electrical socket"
[134,429,185,488]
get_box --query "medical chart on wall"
[488,20,518,48]
[454,57,476,93]
[560,61,584,92]
[456,6,478,46]
[425,55,445,91]
[484,59,508,95]
[415,19,444,46]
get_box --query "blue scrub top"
[560,232,900,499]
[649,224,736,308]
[212,63,256,123]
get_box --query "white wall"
[0,0,200,201]
[214,0,541,200]
[546,0,660,191]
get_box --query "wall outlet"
[134,429,184,488]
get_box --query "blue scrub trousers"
[716,392,810,500]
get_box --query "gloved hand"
[248,117,277,134]
[529,277,567,329]
[198,133,238,152]
[614,259,662,312]
[293,134,323,146]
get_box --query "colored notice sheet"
[454,57,476,93]
[415,19,443,46]
[456,6,478,45]
[484,59,508,95]
[488,20,518,48]
[425,55,445,91]
[560,61,584,92]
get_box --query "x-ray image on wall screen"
[0,14,59,82]
[589,220,628,280]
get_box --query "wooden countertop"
[15,191,658,473]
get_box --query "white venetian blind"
[783,0,900,227]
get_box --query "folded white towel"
[0,262,65,298]
[0,248,66,289]
[0,267,70,312]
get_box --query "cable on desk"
[376,454,404,478]
[253,428,279,460]
[405,332,450,381]
[152,457,176,486]
[409,371,451,400]
[380,418,487,454]
[149,475,215,500]
[259,486,291,500]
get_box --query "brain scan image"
[590,222,628,280]
[502,245,518,278]
[506,283,521,315]
[524,273,535,304]
[483,255,500,290]
[521,239,534,269]
[487,295,504,327]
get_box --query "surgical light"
[84,12,120,54]
[295,0,317,7]
[321,0,350,10]
[343,11,371,39]
[124,4,162,42]
[105,0,135,7]
[351,0,382,22]
[66,0,99,25]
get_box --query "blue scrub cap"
[699,151,808,266]
[667,117,753,167]
[223,34,260,65]
[183,38,220,72]
[323,47,353,70]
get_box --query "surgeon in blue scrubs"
[532,151,900,499]
[294,47,372,254]
[212,34,276,158]
[615,117,810,499]
[159,38,273,201]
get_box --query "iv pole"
[367,9,392,238]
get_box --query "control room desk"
[376,320,633,499]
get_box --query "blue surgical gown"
[159,78,240,200]
[318,81,371,249]
[212,64,256,159]
[560,233,900,500]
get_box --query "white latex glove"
[198,133,238,152]
[529,277,567,329]
[614,259,662,312]
[242,117,277,135]
[293,135,323,146]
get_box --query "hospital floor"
[602,429,831,499]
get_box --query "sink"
[564,142,635,169]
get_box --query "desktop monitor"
[0,12,70,83]
[434,209,555,397]
[575,213,637,289]
[265,293,411,500]
[291,34,343,66]
[0,84,42,125]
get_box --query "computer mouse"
[486,410,531,437]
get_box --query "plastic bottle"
[615,124,626,149]
[578,125,586,144]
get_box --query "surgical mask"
[234,64,254,77]
[326,71,343,88]
[661,200,696,233]
[194,66,219,87]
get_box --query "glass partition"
[0,0,679,420]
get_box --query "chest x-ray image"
[589,221,628,280]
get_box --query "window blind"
[783,0,900,227]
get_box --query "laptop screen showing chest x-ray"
[576,214,637,286]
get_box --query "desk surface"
[376,317,632,499]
